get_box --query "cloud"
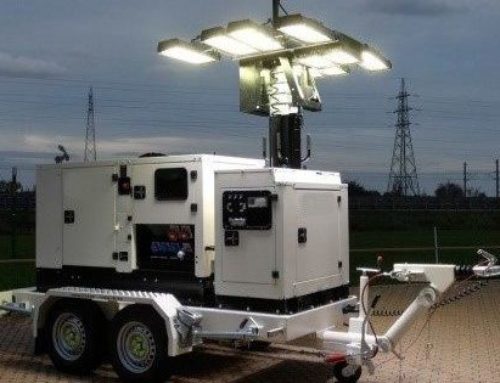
[0,51,66,78]
[22,134,200,158]
[364,0,469,16]
[0,133,236,163]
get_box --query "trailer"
[2,2,499,382]
[1,152,499,382]
[0,154,356,382]
[3,252,498,383]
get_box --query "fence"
[349,195,500,210]
[1,192,499,289]
[0,192,36,210]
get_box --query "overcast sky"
[0,0,499,194]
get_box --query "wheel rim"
[117,321,157,374]
[341,364,357,377]
[52,312,86,361]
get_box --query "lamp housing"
[157,38,219,64]
[201,27,258,57]
[277,14,334,44]
[227,19,283,52]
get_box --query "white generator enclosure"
[36,155,350,314]
[215,168,350,312]
[36,155,264,303]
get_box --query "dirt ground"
[0,281,499,383]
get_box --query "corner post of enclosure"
[272,0,281,25]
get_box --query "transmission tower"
[84,87,96,162]
[387,78,420,196]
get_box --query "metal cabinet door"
[221,188,276,285]
[295,189,341,283]
[62,166,117,268]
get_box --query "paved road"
[0,282,499,382]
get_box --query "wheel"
[331,362,362,383]
[47,300,104,374]
[110,305,172,383]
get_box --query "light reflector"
[279,24,330,43]
[201,27,257,56]
[325,47,359,65]
[321,65,349,76]
[297,54,332,69]
[227,20,283,52]
[277,14,333,44]
[157,39,218,64]
[360,49,391,71]
[308,68,323,78]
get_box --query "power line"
[2,74,500,106]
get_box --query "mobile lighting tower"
[155,1,500,380]
[157,0,391,169]
[1,3,498,383]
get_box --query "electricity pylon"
[84,87,96,162]
[387,78,420,196]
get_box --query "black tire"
[332,362,362,383]
[110,305,172,383]
[46,299,104,374]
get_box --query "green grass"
[0,228,497,290]
[0,262,35,290]
[0,234,35,259]
[0,234,37,290]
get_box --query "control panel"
[222,190,272,230]
[136,224,195,272]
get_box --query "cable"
[360,273,386,344]
[372,308,403,317]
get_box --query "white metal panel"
[273,168,341,186]
[338,187,350,284]
[215,168,348,300]
[131,161,203,275]
[200,157,264,276]
[130,156,263,278]
[115,162,134,273]
[36,167,63,269]
[131,162,200,225]
[115,211,134,273]
[62,165,117,268]
[39,155,262,278]
[295,190,340,283]
[221,227,276,285]
[215,170,279,292]
[188,296,356,342]
[214,168,342,187]
[37,154,263,172]
[214,280,284,300]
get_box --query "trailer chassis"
[1,250,498,383]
